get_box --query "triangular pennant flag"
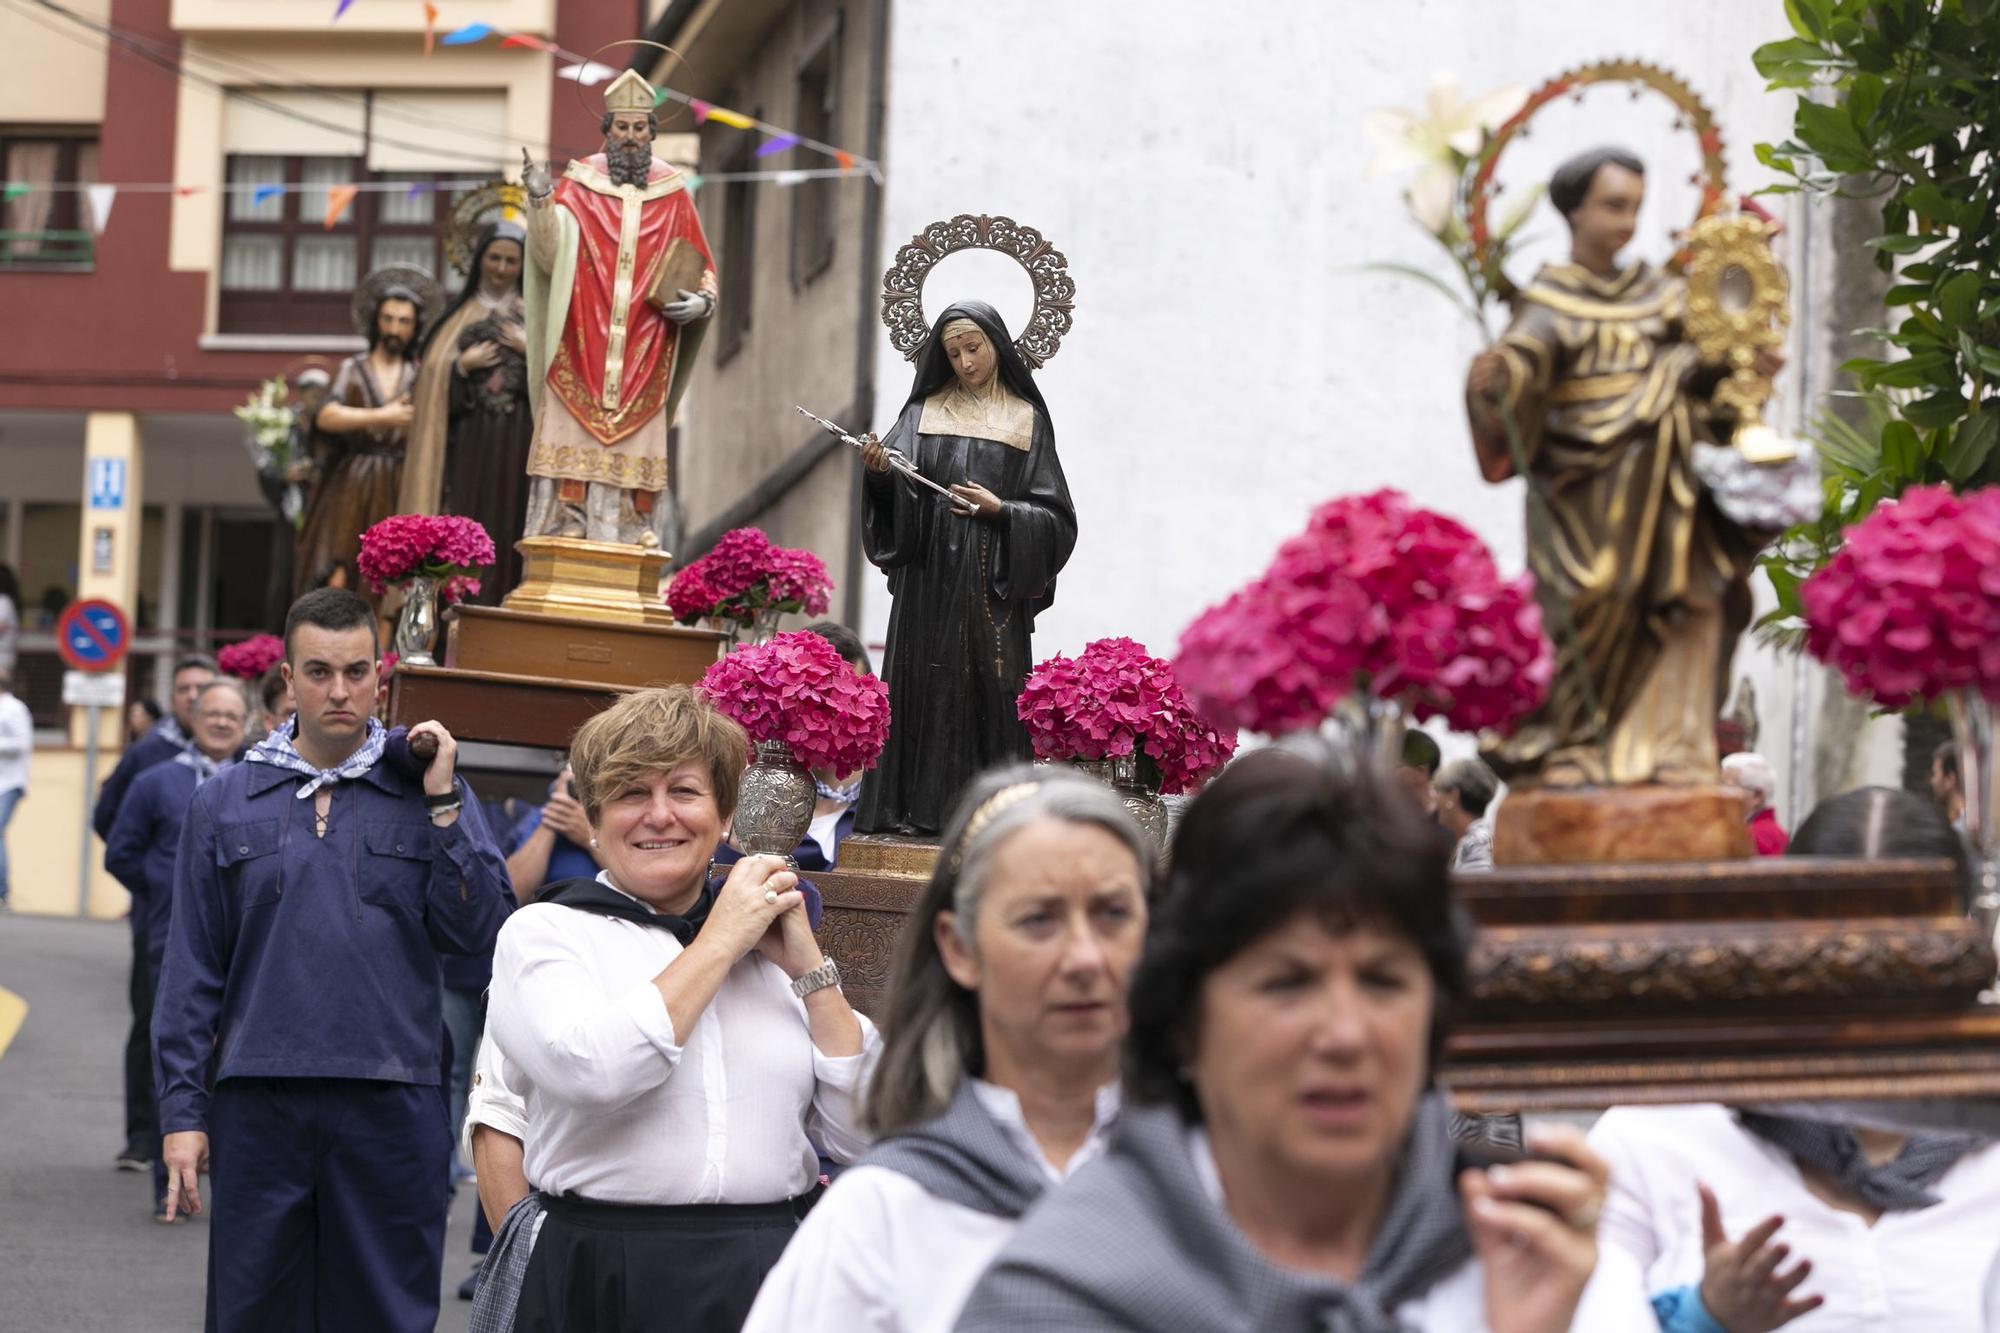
[1,183,30,203]
[705,106,755,131]
[501,205,519,223]
[773,170,809,188]
[833,150,855,171]
[251,182,286,206]
[332,0,356,19]
[440,22,493,44]
[324,183,359,229]
[174,185,202,198]
[422,2,438,56]
[688,98,712,124]
[556,61,616,86]
[755,133,801,159]
[84,183,117,233]
[500,33,550,50]
[405,179,431,199]
[685,174,704,194]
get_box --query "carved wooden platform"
[808,854,2000,1109]
[388,606,728,749]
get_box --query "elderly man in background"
[94,651,216,1175]
[1434,757,1501,872]
[105,677,248,1221]
[1721,752,1788,856]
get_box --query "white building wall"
[864,0,1897,805]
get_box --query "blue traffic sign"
[87,457,126,510]
[55,599,130,672]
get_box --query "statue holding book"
[519,68,716,547]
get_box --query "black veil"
[900,300,1051,422]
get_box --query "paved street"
[0,913,482,1332]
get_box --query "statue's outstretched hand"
[661,289,712,325]
[1469,347,1507,399]
[521,148,552,201]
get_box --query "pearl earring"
[589,837,599,848]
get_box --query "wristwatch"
[790,958,841,1000]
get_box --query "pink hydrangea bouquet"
[217,633,285,681]
[1017,637,1237,795]
[666,527,833,630]
[1802,484,2000,708]
[356,514,496,604]
[1174,489,1552,735]
[699,630,891,773]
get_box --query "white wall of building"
[862,0,1897,807]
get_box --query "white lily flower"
[1366,72,1528,178]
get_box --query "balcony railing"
[0,229,94,270]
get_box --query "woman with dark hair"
[401,222,533,602]
[853,302,1077,835]
[958,743,1643,1331]
[744,765,1150,1332]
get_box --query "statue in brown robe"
[1467,148,1759,788]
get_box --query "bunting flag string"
[85,183,117,233]
[0,167,871,198]
[324,184,359,229]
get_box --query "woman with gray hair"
[743,765,1151,1332]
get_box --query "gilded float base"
[501,535,675,628]
[836,834,942,880]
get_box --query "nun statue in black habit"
[855,301,1076,836]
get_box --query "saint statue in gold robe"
[1468,148,1760,788]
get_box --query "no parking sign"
[55,598,130,673]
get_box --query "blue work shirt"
[92,723,188,842]
[152,755,512,1135]
[103,758,204,974]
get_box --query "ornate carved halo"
[1468,59,1729,301]
[443,181,527,277]
[575,39,694,131]
[879,214,1076,368]
[349,265,444,336]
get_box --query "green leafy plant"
[1752,0,2000,641]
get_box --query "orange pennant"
[834,150,855,171]
[423,2,439,56]
[324,184,359,229]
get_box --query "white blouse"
[482,883,880,1205]
[1590,1103,2000,1332]
[740,1081,1120,1333]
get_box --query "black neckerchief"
[534,876,716,945]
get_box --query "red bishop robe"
[545,155,714,448]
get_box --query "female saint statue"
[855,302,1077,835]
[401,222,533,603]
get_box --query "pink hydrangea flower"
[1803,484,2000,707]
[666,559,721,623]
[1018,637,1238,795]
[702,528,776,600]
[217,633,285,680]
[699,630,892,773]
[1174,489,1551,735]
[766,546,833,616]
[356,514,495,595]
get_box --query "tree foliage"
[1753,0,2000,641]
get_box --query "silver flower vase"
[734,740,816,865]
[1072,753,1170,854]
[394,574,440,668]
[742,606,785,649]
[1946,691,2000,942]
[1328,691,1407,776]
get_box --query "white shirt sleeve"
[1585,1108,1667,1275]
[462,1030,528,1164]
[742,1166,903,1333]
[804,1012,883,1165]
[487,904,686,1113]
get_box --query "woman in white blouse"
[742,765,1152,1333]
[483,685,878,1333]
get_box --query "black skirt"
[512,1189,821,1333]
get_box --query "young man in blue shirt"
[152,588,512,1332]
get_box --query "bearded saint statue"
[519,69,717,546]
